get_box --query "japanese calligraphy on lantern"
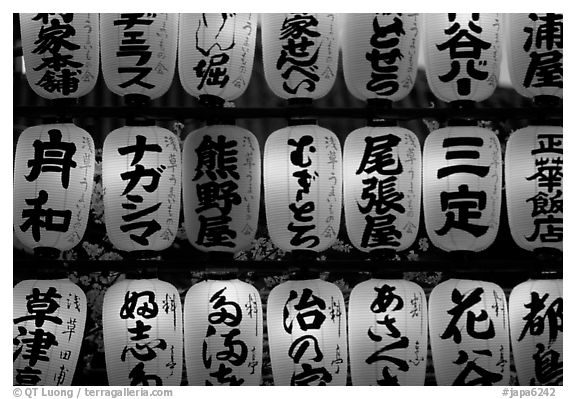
[178,13,257,102]
[423,127,502,252]
[103,126,181,252]
[183,126,260,253]
[13,279,87,386]
[19,13,99,99]
[264,125,342,252]
[184,280,263,385]
[424,13,501,102]
[505,126,562,252]
[261,13,338,99]
[509,279,563,386]
[348,279,428,385]
[14,124,95,251]
[341,14,419,102]
[103,279,182,386]
[267,279,347,386]
[344,126,421,252]
[429,279,510,386]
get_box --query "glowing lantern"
[267,279,347,386]
[184,279,263,385]
[103,278,183,386]
[423,13,501,103]
[423,127,502,252]
[183,125,260,253]
[343,126,421,252]
[505,126,562,252]
[102,126,181,252]
[261,13,338,100]
[19,13,99,99]
[178,13,257,103]
[264,125,342,252]
[13,123,95,251]
[348,279,427,385]
[341,13,420,102]
[509,279,562,386]
[100,13,178,100]
[13,279,87,386]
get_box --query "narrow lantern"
[423,13,501,103]
[505,126,562,252]
[13,124,95,251]
[14,279,87,386]
[348,279,428,385]
[184,279,263,385]
[178,13,257,103]
[509,279,562,386]
[264,125,342,252]
[341,13,420,102]
[261,13,338,100]
[267,279,347,385]
[429,279,510,386]
[103,278,183,386]
[423,127,502,252]
[183,125,260,253]
[103,126,181,252]
[19,13,99,99]
[344,126,421,251]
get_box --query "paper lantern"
[13,279,87,386]
[178,13,257,102]
[341,13,420,102]
[100,13,178,100]
[343,126,421,252]
[264,125,342,252]
[13,123,95,251]
[423,13,501,103]
[505,14,563,99]
[103,278,183,386]
[267,279,347,385]
[429,279,510,386]
[509,279,562,386]
[423,127,502,252]
[184,279,263,385]
[505,126,562,252]
[19,13,99,99]
[348,279,427,386]
[261,13,338,100]
[103,126,181,252]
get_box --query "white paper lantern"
[509,279,562,386]
[429,279,510,386]
[264,125,342,252]
[348,279,427,386]
[19,13,99,99]
[103,126,181,252]
[341,13,420,102]
[103,278,183,386]
[100,13,178,100]
[13,279,87,386]
[178,13,257,102]
[505,126,562,252]
[423,13,501,103]
[184,279,263,386]
[13,123,95,251]
[267,279,347,386]
[343,126,421,252]
[423,127,502,252]
[505,14,563,99]
[261,13,338,100]
[182,125,260,253]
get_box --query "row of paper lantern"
[20,13,562,103]
[13,277,563,386]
